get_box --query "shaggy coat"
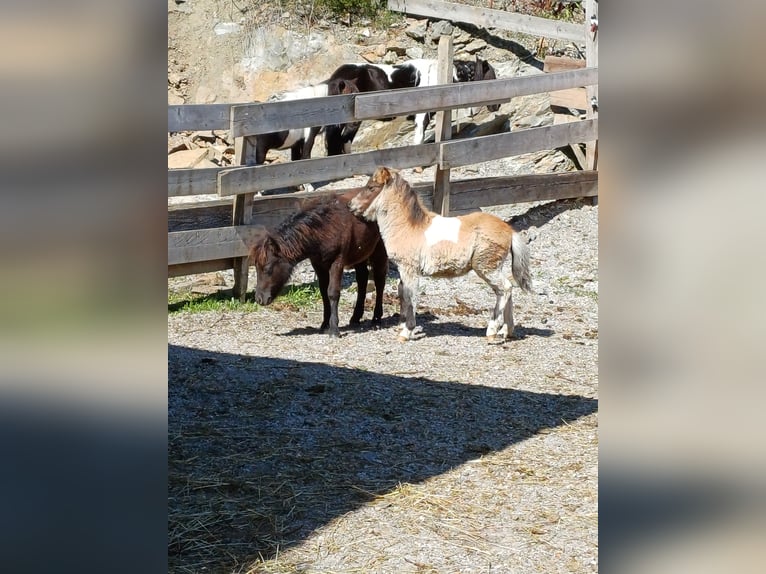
[348,167,531,342]
[250,190,388,338]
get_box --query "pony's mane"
[391,173,429,226]
[270,198,341,262]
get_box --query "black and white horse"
[323,58,500,152]
[254,78,358,192]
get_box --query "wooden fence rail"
[168,1,598,289]
[387,0,586,42]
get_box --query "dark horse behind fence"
[253,78,358,192]
[323,57,501,154]
[249,190,388,338]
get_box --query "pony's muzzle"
[255,292,273,306]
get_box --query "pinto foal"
[249,190,388,338]
[349,167,531,342]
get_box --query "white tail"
[511,232,532,292]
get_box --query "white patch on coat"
[424,216,461,246]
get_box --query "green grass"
[168,283,323,314]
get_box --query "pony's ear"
[372,166,394,185]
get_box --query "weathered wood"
[168,167,224,197]
[549,87,587,111]
[543,56,586,73]
[448,171,598,211]
[168,104,235,132]
[168,198,234,232]
[231,93,357,138]
[387,0,585,42]
[168,258,234,278]
[433,35,454,217]
[168,225,262,266]
[585,0,599,173]
[231,136,258,300]
[440,119,598,169]
[218,143,441,197]
[355,68,598,119]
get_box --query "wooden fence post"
[231,135,257,301]
[585,0,599,173]
[433,34,454,216]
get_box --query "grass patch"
[168,283,323,314]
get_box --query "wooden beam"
[433,35,454,217]
[168,104,235,132]
[231,135,258,300]
[168,167,223,197]
[230,93,356,138]
[168,199,234,233]
[549,87,587,111]
[585,0,599,173]
[168,225,262,266]
[440,118,598,169]
[543,56,586,73]
[387,0,586,42]
[218,143,440,197]
[449,171,598,211]
[168,258,233,278]
[355,68,598,120]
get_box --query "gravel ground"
[168,170,598,572]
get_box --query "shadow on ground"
[168,344,597,572]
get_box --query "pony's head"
[348,167,398,220]
[249,227,294,306]
[475,58,501,112]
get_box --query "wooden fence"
[168,0,598,299]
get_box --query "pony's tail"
[511,232,532,292]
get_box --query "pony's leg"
[290,140,314,192]
[413,113,427,145]
[315,266,332,331]
[397,268,420,341]
[371,242,389,324]
[349,263,369,325]
[325,261,344,338]
[477,269,513,342]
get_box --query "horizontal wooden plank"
[355,68,598,120]
[387,0,585,41]
[230,93,356,138]
[168,167,225,197]
[168,225,262,266]
[448,171,597,211]
[168,199,234,232]
[543,55,586,73]
[440,118,598,169]
[549,87,587,110]
[168,258,233,278]
[168,104,237,132]
[218,143,440,196]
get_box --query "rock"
[195,85,217,104]
[386,44,407,56]
[168,72,185,87]
[168,148,209,169]
[168,140,190,155]
[429,20,453,42]
[463,39,487,53]
[168,92,185,105]
[453,29,472,44]
[405,21,428,41]
[361,52,379,63]
[405,46,424,59]
[213,130,231,143]
[213,22,241,36]
[192,130,216,142]
[383,51,399,64]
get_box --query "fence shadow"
[168,344,597,572]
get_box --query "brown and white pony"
[249,189,388,338]
[348,167,531,342]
